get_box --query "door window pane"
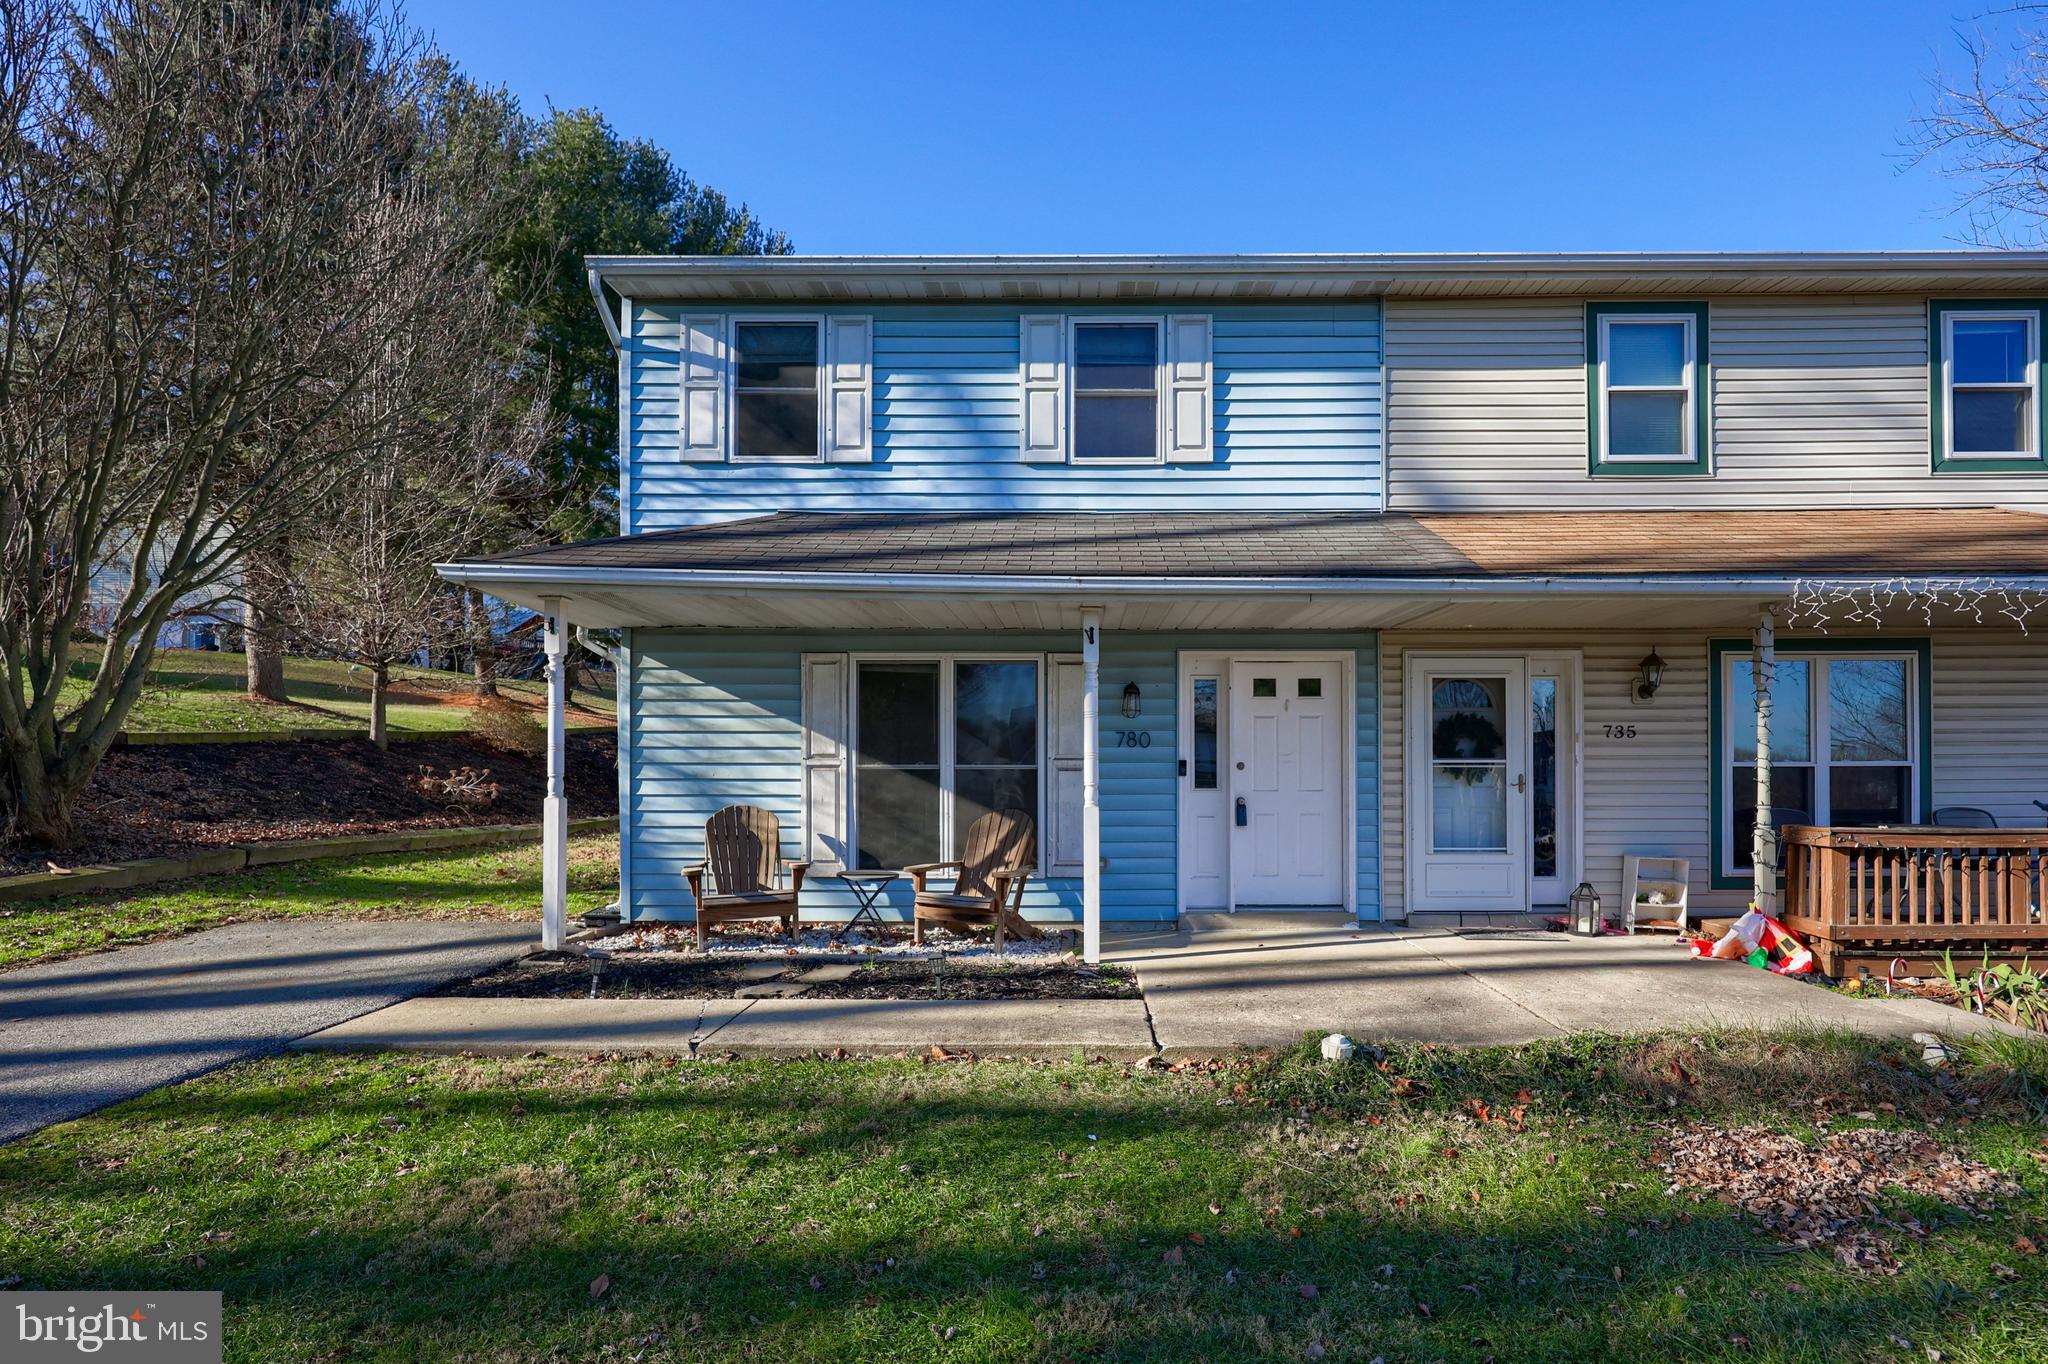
[1430,678,1505,760]
[1530,677,1557,879]
[1730,659,1810,763]
[734,322,820,459]
[1191,678,1218,790]
[855,662,939,869]
[1433,767,1507,852]
[1607,320,1686,386]
[1252,677,1277,698]
[1828,658,1908,761]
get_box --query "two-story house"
[439,253,2048,959]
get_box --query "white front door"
[1407,657,1529,913]
[1229,659,1343,907]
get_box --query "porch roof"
[436,508,2048,632]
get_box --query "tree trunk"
[369,661,389,750]
[468,588,499,699]
[243,543,290,702]
[3,759,79,851]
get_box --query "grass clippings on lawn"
[2,1030,2044,1363]
[0,832,618,970]
[442,949,1141,1000]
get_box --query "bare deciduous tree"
[0,0,521,844]
[1918,6,2048,243]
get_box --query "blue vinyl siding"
[624,629,1380,924]
[624,305,1383,529]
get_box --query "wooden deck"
[1781,825,2048,975]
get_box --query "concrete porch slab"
[291,994,1157,1060]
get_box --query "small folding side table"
[828,869,901,939]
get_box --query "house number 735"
[1602,724,1638,740]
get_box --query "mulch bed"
[1657,1122,2025,1274]
[440,951,1143,1001]
[1,733,616,876]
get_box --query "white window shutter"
[1047,654,1085,875]
[678,314,727,461]
[800,653,850,874]
[1166,313,1214,463]
[824,316,874,463]
[1019,315,1067,463]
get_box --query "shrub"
[469,702,546,757]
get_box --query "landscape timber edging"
[109,723,613,746]
[0,816,619,904]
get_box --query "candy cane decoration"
[1887,956,1908,997]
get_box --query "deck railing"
[1780,825,2048,968]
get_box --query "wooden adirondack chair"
[906,809,1042,953]
[681,804,809,949]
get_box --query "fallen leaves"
[1658,1123,2022,1274]
[588,1273,610,1300]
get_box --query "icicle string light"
[1785,578,2048,635]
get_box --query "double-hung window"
[1587,303,1709,475]
[1072,320,1164,463]
[1933,301,2044,472]
[1714,643,1926,883]
[732,319,822,460]
[852,658,1041,870]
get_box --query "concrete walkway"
[0,920,533,1142]
[295,994,1156,1060]
[1117,914,2031,1055]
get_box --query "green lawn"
[51,646,614,736]
[0,833,619,970]
[2,1033,2043,1362]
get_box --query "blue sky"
[411,1,2012,254]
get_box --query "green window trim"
[1706,636,1934,891]
[1585,301,1711,477]
[1929,298,2048,474]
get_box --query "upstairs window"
[1586,303,1710,476]
[1933,302,2043,472]
[732,320,821,460]
[1072,321,1163,462]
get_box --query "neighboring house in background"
[86,532,243,651]
[439,252,2048,948]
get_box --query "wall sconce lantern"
[1632,647,1666,704]
[1568,881,1604,936]
[1121,682,1142,720]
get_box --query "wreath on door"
[1432,711,1505,778]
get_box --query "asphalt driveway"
[0,920,532,1142]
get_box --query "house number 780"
[1115,730,1152,748]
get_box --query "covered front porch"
[435,508,2048,969]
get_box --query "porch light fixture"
[1121,682,1142,720]
[1633,647,1666,704]
[1568,882,1604,937]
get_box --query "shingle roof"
[462,509,2048,581]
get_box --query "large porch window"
[852,657,1041,870]
[1716,645,1925,880]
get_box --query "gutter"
[434,561,2048,599]
[587,266,623,349]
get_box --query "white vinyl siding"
[1386,296,2048,509]
[1380,630,2048,921]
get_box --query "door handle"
[1235,796,1248,827]
[1513,774,1528,794]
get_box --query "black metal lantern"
[1121,681,1142,720]
[1633,647,1666,702]
[1568,881,1603,936]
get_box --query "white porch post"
[541,598,570,952]
[1752,606,1776,914]
[1080,607,1103,964]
